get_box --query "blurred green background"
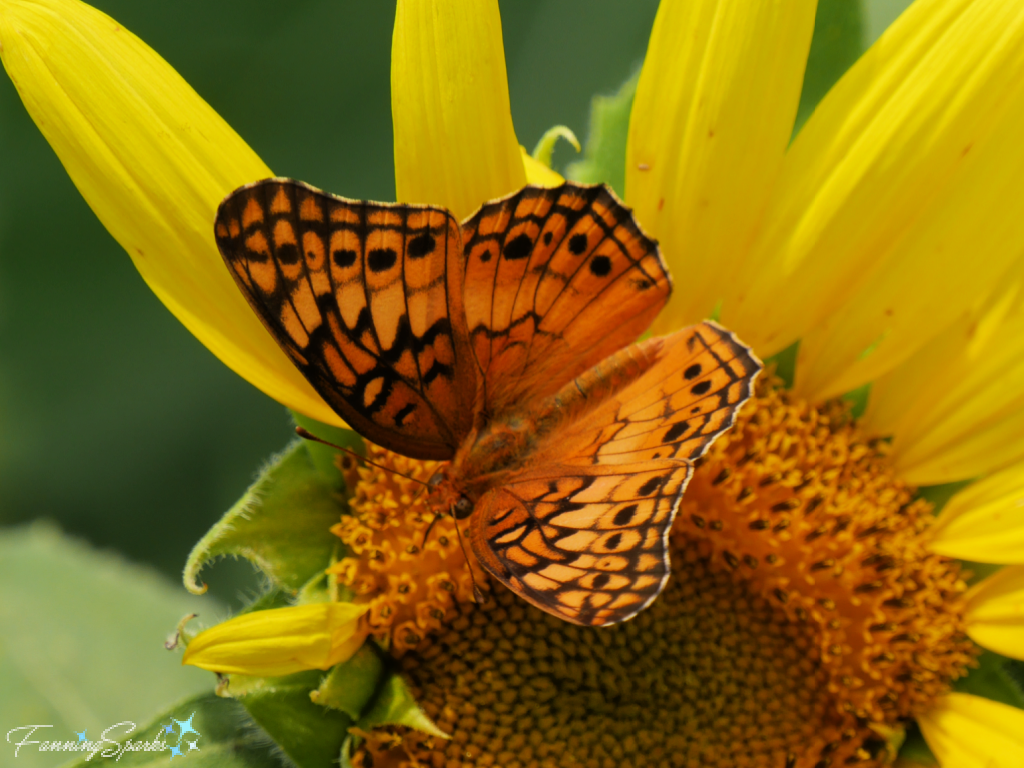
[0,0,914,763]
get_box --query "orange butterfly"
[215,179,761,626]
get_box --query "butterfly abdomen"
[533,337,663,433]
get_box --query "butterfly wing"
[460,183,671,415]
[470,461,692,626]
[468,322,761,625]
[215,178,478,459]
[554,321,764,465]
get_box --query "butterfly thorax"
[435,336,667,512]
[435,415,537,505]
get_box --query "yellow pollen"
[329,445,486,656]
[350,382,976,768]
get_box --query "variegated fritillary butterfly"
[215,179,761,626]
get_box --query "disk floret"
[329,445,485,655]
[348,382,976,768]
[679,380,975,727]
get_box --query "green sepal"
[59,692,281,768]
[341,672,450,766]
[867,722,905,764]
[842,383,871,420]
[896,723,938,767]
[564,70,639,198]
[953,650,1024,710]
[291,410,365,491]
[237,586,293,615]
[311,643,386,719]
[358,672,448,739]
[916,479,975,515]
[793,0,865,136]
[762,340,799,389]
[183,440,344,597]
[218,670,351,768]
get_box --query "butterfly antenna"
[420,511,442,549]
[450,504,486,605]
[411,483,431,504]
[294,427,430,487]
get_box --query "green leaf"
[58,692,281,767]
[183,440,344,597]
[311,643,386,719]
[564,69,640,198]
[953,650,1024,710]
[290,410,365,492]
[793,0,866,136]
[223,671,351,768]
[0,523,216,768]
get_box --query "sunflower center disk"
[341,384,975,768]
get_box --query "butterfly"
[215,179,761,626]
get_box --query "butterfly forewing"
[469,462,692,626]
[461,184,672,416]
[215,179,478,459]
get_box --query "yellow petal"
[182,603,369,677]
[521,147,564,188]
[0,0,340,425]
[917,692,1024,767]
[733,0,1024,399]
[625,0,816,336]
[865,262,1024,484]
[963,565,1024,660]
[392,0,526,220]
[929,461,1024,563]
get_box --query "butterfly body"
[216,178,761,626]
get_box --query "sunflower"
[4,0,1024,766]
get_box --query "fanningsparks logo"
[6,713,202,761]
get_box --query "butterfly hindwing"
[469,322,761,626]
[460,183,672,416]
[215,179,478,459]
[469,462,692,626]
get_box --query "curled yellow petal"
[0,0,340,425]
[392,0,526,220]
[917,692,1024,767]
[963,565,1024,660]
[865,261,1024,484]
[626,0,816,336]
[929,461,1024,563]
[531,125,580,169]
[735,0,1024,398]
[182,603,369,677]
